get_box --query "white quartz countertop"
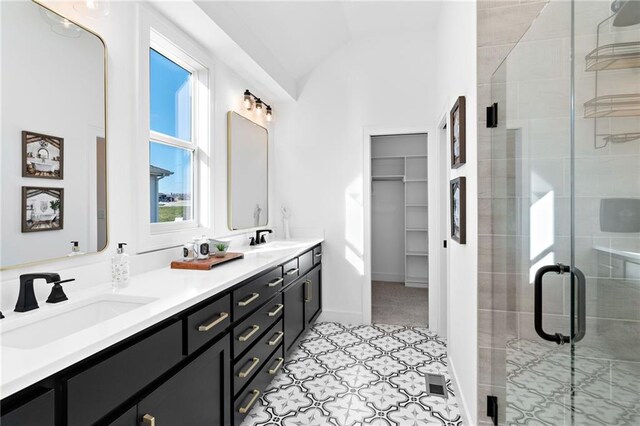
[0,238,322,399]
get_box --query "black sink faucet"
[15,273,74,312]
[250,229,273,246]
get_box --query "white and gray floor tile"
[241,322,463,426]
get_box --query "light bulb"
[243,90,252,110]
[266,106,273,122]
[255,99,263,115]
[73,0,110,18]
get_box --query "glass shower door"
[489,0,640,424]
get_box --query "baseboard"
[405,282,429,289]
[317,309,363,325]
[449,356,473,426]
[372,272,404,282]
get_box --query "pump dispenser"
[111,242,130,288]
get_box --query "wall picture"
[22,187,64,232]
[22,131,63,179]
[450,96,466,169]
[450,177,466,244]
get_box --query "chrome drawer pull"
[315,252,322,258]
[142,414,156,426]
[269,357,284,375]
[285,267,299,276]
[304,280,312,303]
[238,357,260,378]
[238,325,260,342]
[238,292,259,307]
[268,331,284,346]
[268,304,284,317]
[198,312,229,332]
[238,390,260,414]
[268,277,284,287]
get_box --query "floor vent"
[425,374,447,398]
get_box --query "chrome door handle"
[285,267,299,276]
[238,325,260,342]
[238,292,259,307]
[198,312,229,332]
[268,304,283,317]
[268,277,284,287]
[238,357,260,378]
[573,266,586,343]
[142,414,155,426]
[535,264,570,345]
[268,331,284,346]
[304,279,312,303]
[268,357,284,375]
[238,390,260,414]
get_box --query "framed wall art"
[450,177,466,244]
[22,131,64,179]
[450,96,466,169]
[22,186,64,232]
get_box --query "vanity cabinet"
[2,244,321,426]
[305,265,322,325]
[138,336,231,426]
[0,388,54,426]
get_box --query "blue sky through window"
[149,48,193,195]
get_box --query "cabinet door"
[0,389,54,426]
[305,265,322,325]
[138,336,231,426]
[283,278,305,353]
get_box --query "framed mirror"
[227,112,268,230]
[1,1,107,269]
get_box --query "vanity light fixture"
[242,89,273,122]
[73,0,111,18]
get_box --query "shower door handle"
[534,264,571,345]
[572,266,586,343]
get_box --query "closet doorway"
[370,134,428,326]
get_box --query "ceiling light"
[73,0,110,19]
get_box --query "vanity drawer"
[282,258,299,286]
[1,388,55,426]
[186,294,231,354]
[233,294,283,358]
[233,319,283,395]
[313,245,322,266]
[298,249,314,275]
[234,348,284,426]
[66,321,183,426]
[233,266,283,321]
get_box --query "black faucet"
[250,229,273,246]
[15,273,74,312]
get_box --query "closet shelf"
[583,94,640,118]
[372,175,404,181]
[585,42,640,71]
[406,228,428,232]
[405,179,428,183]
[406,276,428,284]
[600,132,640,145]
[371,154,427,159]
[406,203,428,207]
[406,251,429,256]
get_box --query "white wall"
[0,1,278,309]
[435,1,478,424]
[274,31,437,323]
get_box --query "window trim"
[136,5,213,253]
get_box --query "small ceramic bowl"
[208,239,230,257]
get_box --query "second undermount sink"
[0,294,157,350]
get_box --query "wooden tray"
[171,252,244,270]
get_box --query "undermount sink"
[0,294,157,350]
[248,240,308,253]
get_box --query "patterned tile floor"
[241,322,463,426]
[506,338,640,425]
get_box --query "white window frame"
[136,6,213,253]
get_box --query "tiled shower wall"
[476,1,548,424]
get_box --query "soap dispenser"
[111,242,130,288]
[68,241,84,256]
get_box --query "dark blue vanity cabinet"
[0,244,322,426]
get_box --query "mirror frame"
[1,1,109,271]
[226,111,269,231]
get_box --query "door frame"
[362,125,439,328]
